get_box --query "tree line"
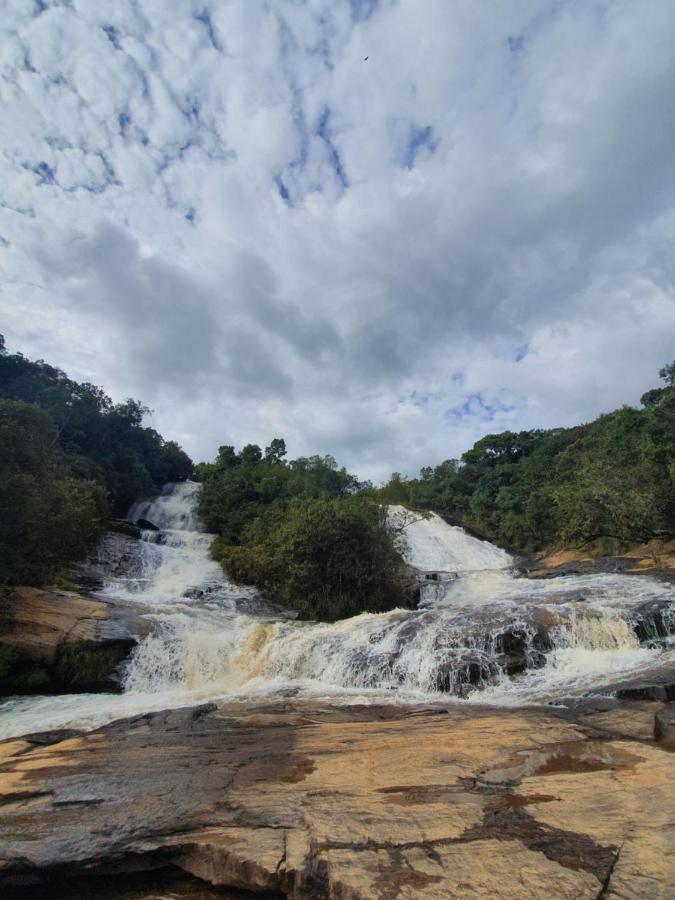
[373,363,675,554]
[0,337,192,584]
[3,336,672,613]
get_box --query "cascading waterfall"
[1,482,673,738]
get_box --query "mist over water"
[1,482,673,739]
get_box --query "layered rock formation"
[0,699,672,898]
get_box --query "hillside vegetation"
[0,337,192,585]
[374,364,675,554]
[2,336,672,604]
[196,442,414,621]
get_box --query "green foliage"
[198,440,411,620]
[53,641,130,691]
[0,400,109,584]
[197,442,359,544]
[0,340,193,514]
[0,339,193,585]
[213,496,412,621]
[373,366,675,554]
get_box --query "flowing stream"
[1,481,673,738]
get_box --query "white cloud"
[2,0,675,482]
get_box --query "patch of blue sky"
[194,9,222,52]
[275,176,291,204]
[30,161,56,185]
[118,112,131,137]
[95,151,118,184]
[506,33,525,53]
[408,389,430,408]
[514,343,529,362]
[102,24,122,50]
[45,136,72,151]
[446,392,515,421]
[316,107,348,189]
[402,124,438,170]
[289,86,310,170]
[349,0,380,22]
[310,33,334,70]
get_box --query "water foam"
[1,484,673,740]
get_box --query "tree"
[659,360,675,386]
[239,443,263,467]
[0,400,107,584]
[215,496,414,621]
[369,364,675,552]
[0,342,193,514]
[264,438,287,464]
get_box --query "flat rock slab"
[0,587,148,665]
[0,702,672,898]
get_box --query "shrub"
[214,496,414,621]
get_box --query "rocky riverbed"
[0,697,673,898]
[1,492,673,898]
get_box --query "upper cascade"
[129,481,205,533]
[388,505,513,573]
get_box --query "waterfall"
[1,483,673,739]
[389,505,513,572]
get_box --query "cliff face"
[0,699,672,898]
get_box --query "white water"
[1,483,673,739]
[389,504,513,572]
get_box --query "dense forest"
[0,337,192,584]
[196,442,414,621]
[374,364,675,554]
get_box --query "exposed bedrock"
[0,585,147,696]
[0,701,672,898]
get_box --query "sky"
[2,0,675,482]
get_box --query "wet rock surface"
[519,538,675,583]
[0,587,147,695]
[0,700,672,898]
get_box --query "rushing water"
[1,482,673,738]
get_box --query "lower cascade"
[2,481,674,737]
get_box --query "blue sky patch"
[349,0,380,22]
[316,107,348,189]
[195,10,222,52]
[403,124,438,169]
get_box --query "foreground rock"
[0,700,672,898]
[0,587,146,695]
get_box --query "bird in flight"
[364,56,369,61]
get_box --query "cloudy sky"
[2,0,675,481]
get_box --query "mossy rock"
[53,640,135,692]
[0,638,136,696]
[0,641,51,696]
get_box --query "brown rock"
[654,706,675,749]
[0,587,145,694]
[1,587,108,665]
[0,701,672,897]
